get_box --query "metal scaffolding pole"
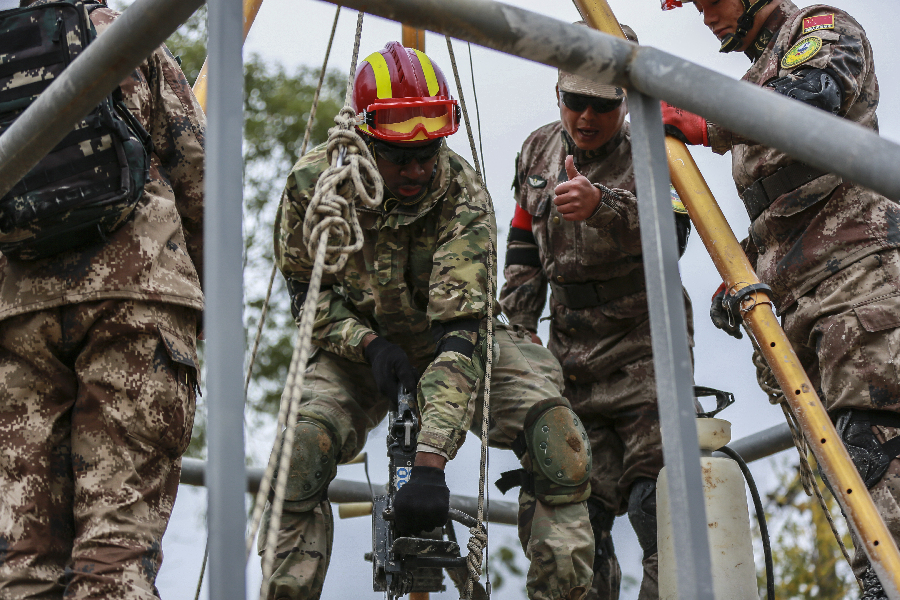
[0,0,205,199]
[179,458,521,525]
[629,92,714,600]
[205,0,246,598]
[320,0,900,202]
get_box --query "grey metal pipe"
[204,0,245,598]
[325,0,900,201]
[179,458,519,526]
[630,92,714,600]
[0,0,205,199]
[719,422,794,464]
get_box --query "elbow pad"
[766,68,843,115]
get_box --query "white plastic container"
[657,418,757,600]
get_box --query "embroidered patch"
[802,14,835,35]
[781,36,822,69]
[527,175,547,189]
[670,185,688,215]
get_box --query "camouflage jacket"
[0,2,205,321]
[708,0,900,310]
[276,143,495,459]
[499,122,691,382]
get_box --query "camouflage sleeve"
[149,44,206,288]
[275,152,376,363]
[585,187,643,255]
[706,122,760,155]
[417,163,496,458]
[499,181,546,332]
[778,11,872,117]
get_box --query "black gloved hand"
[392,466,450,535]
[709,283,743,340]
[364,336,419,399]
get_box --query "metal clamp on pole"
[723,282,773,326]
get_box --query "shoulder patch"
[670,185,688,215]
[781,36,823,69]
[802,14,834,35]
[527,175,547,189]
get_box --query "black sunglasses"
[370,138,443,166]
[560,91,624,114]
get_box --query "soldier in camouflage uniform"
[500,25,693,600]
[0,2,205,598]
[662,1,900,597]
[258,42,594,600]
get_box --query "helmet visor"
[361,97,459,141]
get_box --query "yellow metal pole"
[574,0,900,593]
[402,24,426,51]
[192,0,265,111]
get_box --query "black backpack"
[0,0,152,260]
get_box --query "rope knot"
[304,123,382,274]
[465,522,488,589]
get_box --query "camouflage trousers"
[259,322,594,600]
[0,299,199,600]
[565,352,662,600]
[782,249,900,578]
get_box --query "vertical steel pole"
[628,92,715,600]
[206,0,246,598]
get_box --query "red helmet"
[352,41,460,142]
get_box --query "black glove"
[710,284,743,340]
[364,336,419,399]
[392,466,450,535]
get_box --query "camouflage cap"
[558,23,638,99]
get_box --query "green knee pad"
[279,419,339,509]
[524,397,591,505]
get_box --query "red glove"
[661,101,709,147]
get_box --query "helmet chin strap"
[719,0,772,53]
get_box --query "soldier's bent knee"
[277,419,339,512]
[627,477,658,560]
[523,397,591,505]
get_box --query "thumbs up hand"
[553,155,602,221]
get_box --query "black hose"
[719,445,775,600]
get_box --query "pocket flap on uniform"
[854,294,900,333]
[157,325,198,369]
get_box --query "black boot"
[860,566,888,600]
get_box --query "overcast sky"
[154,1,900,598]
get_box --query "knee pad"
[523,397,591,505]
[627,477,658,560]
[278,419,339,509]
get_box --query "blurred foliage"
[487,543,524,592]
[114,2,346,456]
[754,457,857,600]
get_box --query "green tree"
[123,3,346,456]
[755,457,857,600]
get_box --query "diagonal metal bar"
[0,0,205,199]
[629,91,714,600]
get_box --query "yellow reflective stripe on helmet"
[363,51,393,99]
[413,49,440,97]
